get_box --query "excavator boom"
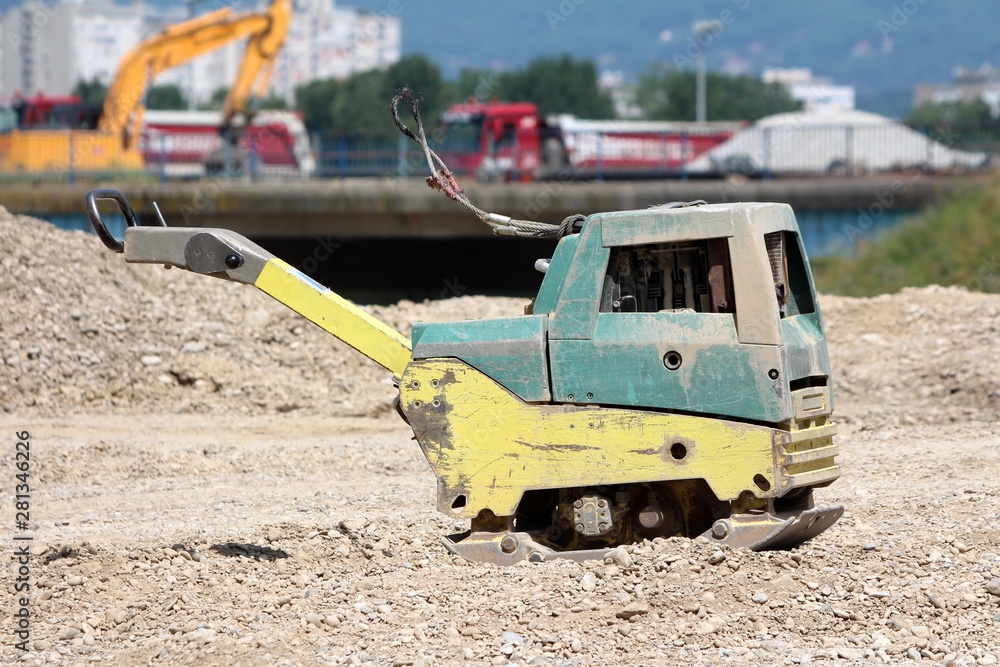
[97,0,292,149]
[1,0,292,174]
[221,2,292,125]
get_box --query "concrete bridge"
[0,175,980,239]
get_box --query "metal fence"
[312,121,1000,180]
[2,120,1000,183]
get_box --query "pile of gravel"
[0,207,522,417]
[3,207,999,426]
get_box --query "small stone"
[306,613,324,627]
[615,600,650,619]
[751,593,768,604]
[59,627,81,640]
[863,543,878,551]
[707,550,725,565]
[952,540,971,553]
[906,648,922,661]
[570,638,583,652]
[339,518,366,533]
[140,355,163,366]
[580,573,596,592]
[838,647,864,660]
[979,657,998,666]
[66,575,83,586]
[696,622,716,635]
[501,631,523,646]
[500,643,515,656]
[617,624,632,637]
[986,579,1000,597]
[606,548,632,568]
[33,640,52,651]
[929,594,946,609]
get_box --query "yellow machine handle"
[254,258,412,377]
[86,190,411,376]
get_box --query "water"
[794,208,917,257]
[48,208,919,260]
[48,212,128,241]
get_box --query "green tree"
[382,54,445,124]
[295,72,388,133]
[258,94,288,110]
[451,68,501,102]
[146,84,188,110]
[498,54,614,118]
[636,67,801,122]
[904,99,997,147]
[210,86,231,109]
[198,86,288,112]
[328,70,390,133]
[295,78,339,131]
[295,57,446,134]
[905,99,993,126]
[72,78,107,106]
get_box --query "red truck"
[140,110,315,177]
[439,100,745,181]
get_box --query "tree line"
[72,53,807,134]
[71,80,287,113]
[72,51,1000,139]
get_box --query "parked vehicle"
[439,100,745,181]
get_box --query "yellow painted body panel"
[0,131,143,172]
[254,259,412,376]
[400,358,803,519]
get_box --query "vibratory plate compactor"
[85,186,842,565]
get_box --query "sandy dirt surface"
[2,211,999,666]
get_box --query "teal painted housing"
[410,202,833,425]
[411,315,552,402]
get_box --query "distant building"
[914,65,1000,117]
[271,0,401,102]
[762,67,855,114]
[1,0,400,104]
[598,70,641,120]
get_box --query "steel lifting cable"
[390,88,584,239]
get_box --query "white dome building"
[687,108,990,176]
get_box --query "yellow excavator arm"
[97,0,292,149]
[221,3,292,128]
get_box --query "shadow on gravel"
[43,546,82,564]
[210,542,290,561]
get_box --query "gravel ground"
[1,210,999,666]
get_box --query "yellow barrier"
[0,130,143,173]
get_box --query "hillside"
[3,0,995,116]
[342,0,997,117]
[812,179,1000,297]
